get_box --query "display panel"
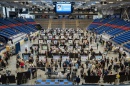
[42,45,47,50]
[95,56,102,61]
[39,55,46,61]
[62,55,69,62]
[81,55,88,61]
[53,55,60,61]
[22,54,30,60]
[47,40,51,43]
[23,55,29,60]
[56,4,72,14]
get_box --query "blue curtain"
[15,42,21,54]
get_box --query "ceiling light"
[28,1,32,3]
[117,0,122,1]
[26,5,29,6]
[95,2,100,4]
[109,2,114,4]
[91,3,95,5]
[14,1,19,2]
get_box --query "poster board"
[44,36,47,39]
[48,35,52,39]
[22,53,30,60]
[47,40,51,44]
[60,39,65,43]
[55,36,59,39]
[61,36,64,39]
[95,55,102,61]
[41,33,45,36]
[39,40,43,44]
[53,55,60,61]
[62,55,69,62]
[76,46,81,49]
[39,55,46,62]
[81,55,88,61]
[39,50,47,54]
[53,40,58,44]
[68,39,73,44]
[60,45,64,49]
[42,45,48,50]
[68,45,73,50]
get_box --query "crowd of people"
[0,28,130,85]
[0,51,10,68]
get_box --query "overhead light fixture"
[26,4,29,6]
[117,0,122,1]
[28,1,32,3]
[91,3,95,5]
[14,1,19,2]
[109,2,114,4]
[95,2,100,4]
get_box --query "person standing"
[87,69,91,76]
[97,43,99,50]
[76,76,80,85]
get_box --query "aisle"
[6,39,39,75]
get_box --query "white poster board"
[68,46,73,50]
[53,55,60,61]
[43,45,47,50]
[81,55,88,61]
[49,35,52,39]
[47,40,51,43]
[75,40,79,43]
[44,36,47,39]
[39,40,43,44]
[60,46,64,49]
[39,55,46,62]
[61,35,64,39]
[23,54,30,60]
[39,50,46,54]
[95,56,102,61]
[68,40,73,44]
[54,40,57,44]
[62,55,69,62]
[55,36,59,39]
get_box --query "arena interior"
[0,0,130,85]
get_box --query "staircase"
[62,19,65,29]
[48,19,52,29]
[76,19,79,28]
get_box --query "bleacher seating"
[87,18,103,30]
[88,18,130,45]
[112,31,130,44]
[15,18,37,32]
[124,43,130,49]
[0,18,30,34]
[0,18,37,41]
